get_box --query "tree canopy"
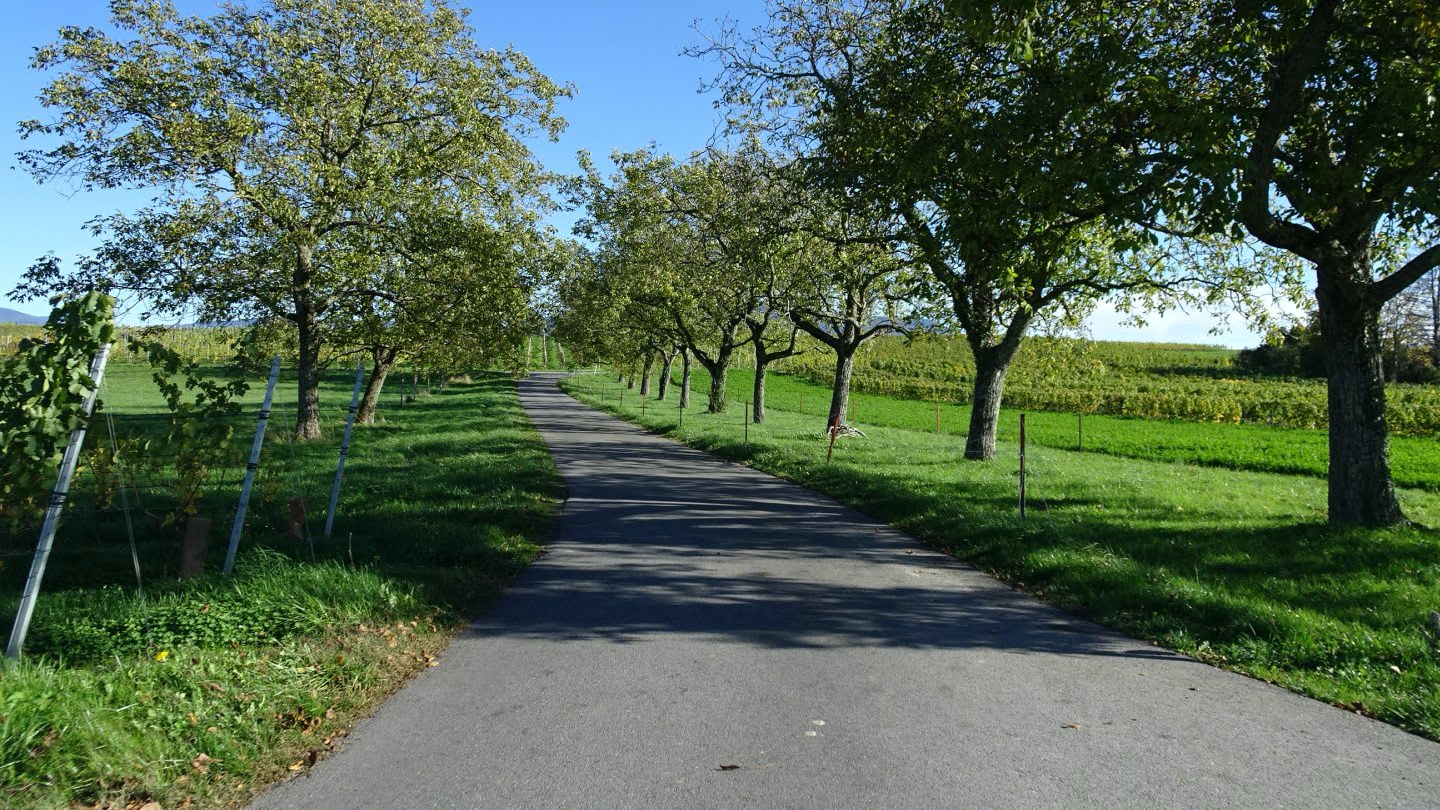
[20,0,569,437]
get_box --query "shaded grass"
[1,369,559,809]
[565,373,1440,741]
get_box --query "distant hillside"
[0,307,45,325]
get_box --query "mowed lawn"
[564,368,1440,741]
[1,366,559,810]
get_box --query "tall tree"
[577,147,784,414]
[19,0,567,439]
[701,1,1202,459]
[1132,0,1440,524]
[782,192,918,431]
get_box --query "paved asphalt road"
[251,372,1439,809]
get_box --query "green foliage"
[24,549,417,664]
[20,0,570,439]
[129,337,250,521]
[0,293,115,522]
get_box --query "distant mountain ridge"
[0,307,46,325]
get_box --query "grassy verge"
[1,371,559,809]
[592,368,1440,490]
[563,372,1440,741]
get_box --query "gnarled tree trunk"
[964,349,1013,460]
[657,348,676,401]
[357,346,401,424]
[753,361,767,423]
[679,349,692,409]
[639,353,654,396]
[292,243,323,441]
[701,347,733,413]
[827,352,854,430]
[1316,262,1404,525]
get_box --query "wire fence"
[1,374,349,596]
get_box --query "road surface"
[250,372,1439,809]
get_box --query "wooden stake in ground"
[179,516,212,579]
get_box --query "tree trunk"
[746,321,798,425]
[357,347,400,425]
[753,357,767,423]
[293,244,323,441]
[626,375,635,389]
[823,351,855,431]
[639,354,654,396]
[1316,265,1405,525]
[541,335,549,367]
[657,350,675,401]
[557,341,567,368]
[704,349,732,414]
[964,349,1015,461]
[679,349,692,409]
[1430,271,1439,367]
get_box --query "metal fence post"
[7,343,112,659]
[223,356,281,574]
[324,360,365,538]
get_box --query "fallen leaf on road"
[717,764,740,771]
[1062,723,1081,730]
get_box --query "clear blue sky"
[0,0,1264,345]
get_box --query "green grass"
[775,333,1440,437]
[1,367,559,809]
[638,367,1440,491]
[565,370,1440,741]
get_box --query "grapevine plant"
[0,292,114,523]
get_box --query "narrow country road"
[251,372,1439,810]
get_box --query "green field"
[1,364,558,810]
[564,368,1440,741]
[628,367,1440,491]
[775,335,1440,437]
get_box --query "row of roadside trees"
[16,0,575,437]
[559,0,1440,528]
